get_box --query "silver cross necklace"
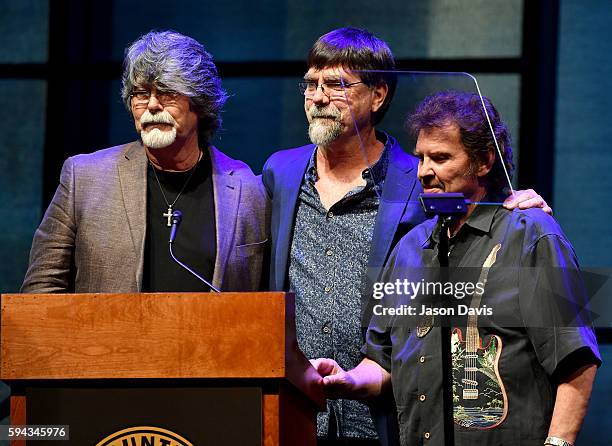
[148,151,201,227]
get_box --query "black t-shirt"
[141,153,216,292]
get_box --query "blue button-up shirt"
[289,135,392,440]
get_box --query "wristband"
[544,437,574,446]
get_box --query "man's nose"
[147,93,163,112]
[417,159,432,180]
[311,84,330,105]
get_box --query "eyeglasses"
[130,89,181,107]
[298,80,364,98]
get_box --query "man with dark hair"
[22,30,268,293]
[313,91,600,446]
[263,28,549,445]
[406,90,514,195]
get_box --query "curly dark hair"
[406,90,514,195]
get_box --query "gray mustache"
[309,107,340,120]
[140,112,175,126]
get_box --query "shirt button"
[327,211,333,218]
[326,249,333,256]
[424,432,431,440]
[322,325,331,334]
[419,356,425,363]
[324,286,332,293]
[419,394,426,402]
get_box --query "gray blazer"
[21,142,269,293]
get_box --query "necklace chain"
[148,151,201,226]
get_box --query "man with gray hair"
[22,30,267,293]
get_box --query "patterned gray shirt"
[288,136,391,440]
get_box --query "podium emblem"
[96,426,193,446]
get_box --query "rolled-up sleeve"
[520,233,602,375]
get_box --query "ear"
[476,147,496,177]
[370,83,389,113]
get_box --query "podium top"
[1,292,324,407]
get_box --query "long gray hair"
[121,30,227,146]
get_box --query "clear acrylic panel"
[342,70,515,205]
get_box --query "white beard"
[307,104,342,146]
[141,126,177,149]
[139,109,178,149]
[308,119,342,146]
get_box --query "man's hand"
[503,189,552,215]
[310,358,391,400]
[310,358,357,399]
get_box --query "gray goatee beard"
[307,105,342,146]
[139,110,178,149]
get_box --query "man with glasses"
[22,30,268,294]
[262,27,550,446]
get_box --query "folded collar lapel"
[117,142,148,286]
[210,147,240,291]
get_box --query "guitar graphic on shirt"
[451,243,508,429]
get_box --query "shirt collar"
[423,203,500,248]
[304,131,392,189]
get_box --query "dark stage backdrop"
[0,0,526,292]
[1,1,610,443]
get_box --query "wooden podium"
[0,292,325,445]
